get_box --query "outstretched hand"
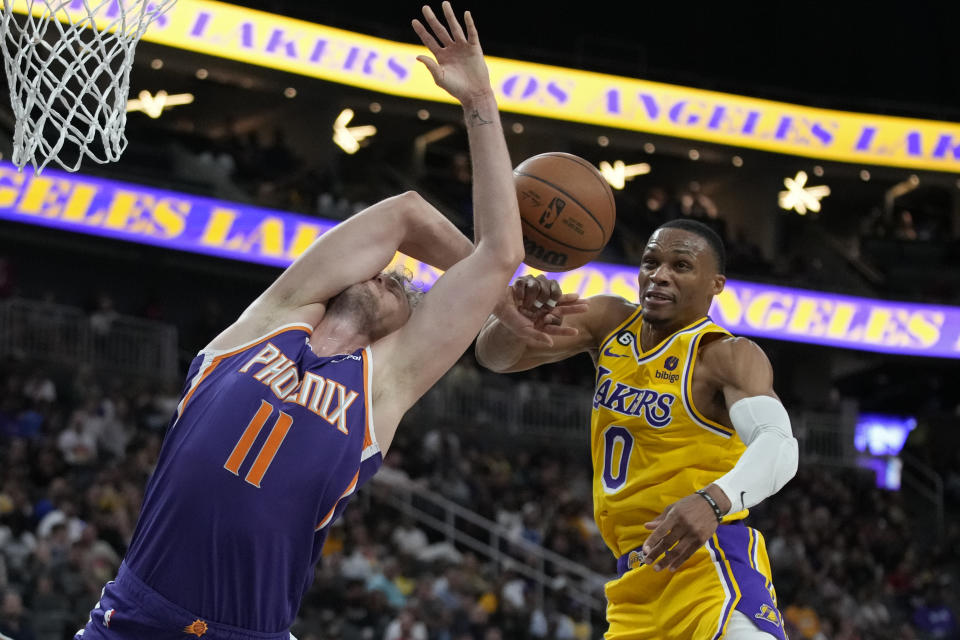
[412,2,492,104]
[495,275,588,347]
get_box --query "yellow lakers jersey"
[591,309,748,557]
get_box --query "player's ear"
[711,274,726,296]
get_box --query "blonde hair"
[385,267,424,310]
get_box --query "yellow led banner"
[3,160,959,358]
[11,0,960,172]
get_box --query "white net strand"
[0,0,176,173]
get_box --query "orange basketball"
[513,152,616,272]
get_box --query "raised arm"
[206,191,472,351]
[371,3,523,437]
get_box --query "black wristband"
[695,489,724,523]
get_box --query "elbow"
[477,236,525,275]
[475,342,507,373]
[394,190,429,220]
[475,346,518,374]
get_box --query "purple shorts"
[74,563,292,640]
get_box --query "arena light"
[126,90,194,118]
[778,171,830,215]
[599,160,650,190]
[332,109,377,155]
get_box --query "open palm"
[412,2,491,104]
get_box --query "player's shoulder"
[202,316,314,358]
[699,335,772,379]
[583,295,638,344]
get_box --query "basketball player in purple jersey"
[74,4,539,638]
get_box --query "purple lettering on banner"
[344,46,362,70]
[855,126,876,151]
[907,131,923,157]
[669,101,697,126]
[810,121,834,146]
[265,29,298,58]
[707,105,727,130]
[606,89,621,115]
[741,111,760,135]
[144,3,169,29]
[774,117,794,141]
[387,57,409,81]
[309,39,328,63]
[190,11,212,37]
[638,93,660,120]
[546,81,570,105]
[501,75,538,100]
[361,51,378,76]
[238,22,255,49]
[932,135,960,160]
[2,161,958,359]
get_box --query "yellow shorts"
[605,523,786,640]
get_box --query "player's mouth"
[643,290,674,306]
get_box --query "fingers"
[642,528,679,566]
[519,327,553,347]
[421,4,453,46]
[658,539,698,572]
[521,277,541,311]
[641,508,673,559]
[547,278,562,308]
[542,325,578,337]
[553,301,589,316]
[512,277,528,306]
[441,1,467,42]
[411,19,441,54]
[414,55,442,82]
[463,10,478,44]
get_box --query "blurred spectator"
[0,589,34,640]
[384,607,427,640]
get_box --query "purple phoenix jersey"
[119,323,380,633]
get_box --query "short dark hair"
[655,219,726,274]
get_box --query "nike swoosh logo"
[740,491,747,510]
[603,347,625,358]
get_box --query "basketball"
[513,152,616,272]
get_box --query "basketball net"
[0,0,175,173]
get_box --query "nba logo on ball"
[538,197,565,229]
[514,152,616,272]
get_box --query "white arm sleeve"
[712,395,799,514]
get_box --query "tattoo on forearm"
[469,109,493,126]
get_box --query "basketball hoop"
[0,0,175,173]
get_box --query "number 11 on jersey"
[224,399,293,488]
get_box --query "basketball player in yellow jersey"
[476,219,799,640]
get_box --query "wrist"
[703,484,732,515]
[459,88,497,109]
[460,91,500,125]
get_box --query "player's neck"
[309,316,372,357]
[639,315,702,351]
